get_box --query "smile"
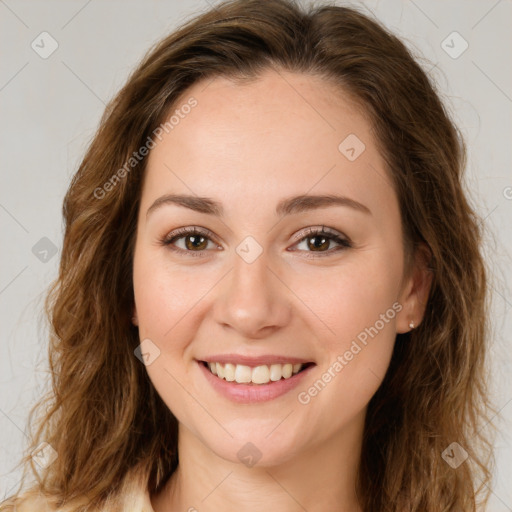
[203,361,310,385]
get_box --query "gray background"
[1,0,511,509]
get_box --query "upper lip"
[198,354,315,367]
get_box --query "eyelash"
[160,225,352,259]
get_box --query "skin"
[132,68,432,512]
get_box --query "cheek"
[296,293,398,427]
[132,252,206,423]
[133,249,209,340]
[292,250,401,408]
[293,251,403,346]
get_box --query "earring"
[408,320,415,329]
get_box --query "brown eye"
[291,226,352,257]
[161,226,219,257]
[184,234,208,251]
[306,235,331,251]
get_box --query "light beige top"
[11,489,156,512]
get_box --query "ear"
[396,242,433,334]
[132,304,139,326]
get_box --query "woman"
[1,0,494,510]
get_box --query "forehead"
[142,69,396,219]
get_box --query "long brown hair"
[1,1,494,510]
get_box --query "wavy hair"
[1,0,494,510]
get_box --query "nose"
[212,249,292,339]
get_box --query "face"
[132,68,421,466]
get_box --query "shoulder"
[3,491,89,512]
[1,492,55,511]
[2,484,154,512]
[8,492,63,512]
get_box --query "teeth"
[282,363,292,379]
[206,362,305,384]
[270,364,282,381]
[234,364,252,383]
[252,365,270,384]
[224,363,236,382]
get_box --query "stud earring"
[409,320,415,329]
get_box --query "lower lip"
[197,360,315,403]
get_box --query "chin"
[199,426,308,468]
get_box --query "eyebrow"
[146,193,372,219]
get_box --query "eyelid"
[161,225,352,256]
[163,226,219,244]
[289,225,349,244]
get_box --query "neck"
[151,411,365,512]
